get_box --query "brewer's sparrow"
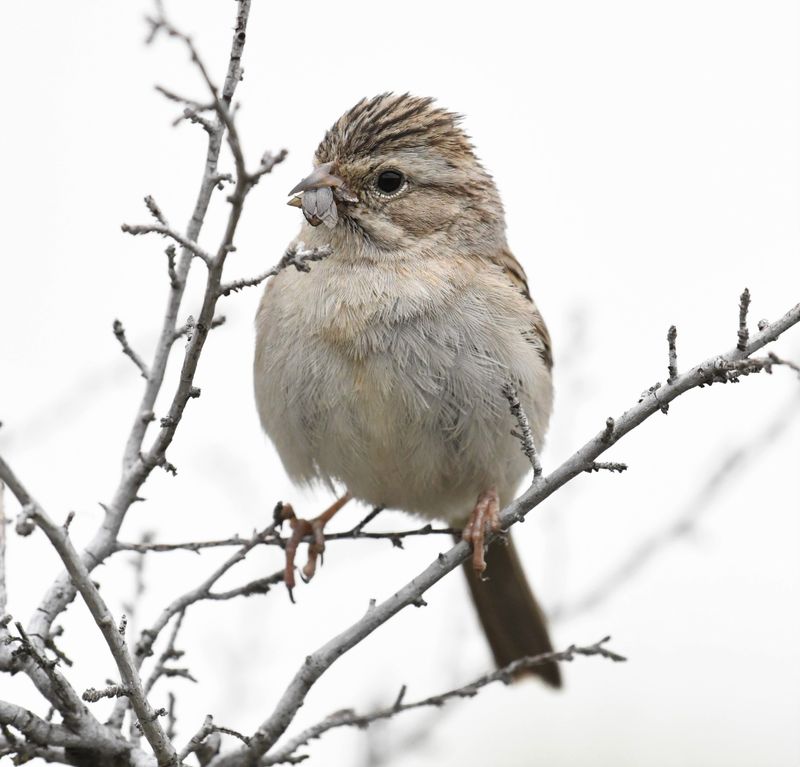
[254,93,559,686]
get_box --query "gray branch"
[14,488,176,764]
[0,481,9,671]
[121,222,214,266]
[113,319,151,380]
[261,638,625,765]
[550,388,800,622]
[218,243,332,297]
[0,0,798,762]
[667,325,678,383]
[207,301,800,766]
[502,381,543,478]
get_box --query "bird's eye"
[375,170,405,195]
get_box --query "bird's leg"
[276,491,352,600]
[462,486,502,577]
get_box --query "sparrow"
[254,93,560,687]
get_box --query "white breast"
[253,251,552,524]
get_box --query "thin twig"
[209,297,800,767]
[551,389,800,622]
[144,195,168,226]
[25,500,177,765]
[22,5,257,687]
[83,684,131,703]
[262,638,625,765]
[0,700,93,751]
[0,458,175,762]
[143,611,196,696]
[180,715,249,763]
[768,351,800,377]
[0,482,8,668]
[113,320,151,380]
[218,243,332,297]
[165,244,180,289]
[584,462,628,473]
[121,223,214,266]
[134,526,276,664]
[502,381,543,478]
[667,325,678,383]
[738,287,751,351]
[6,620,86,733]
[115,518,458,556]
[173,314,226,342]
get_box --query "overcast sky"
[1,1,799,765]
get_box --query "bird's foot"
[462,487,502,578]
[274,493,351,601]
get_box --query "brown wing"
[490,247,553,370]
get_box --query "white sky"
[1,1,799,766]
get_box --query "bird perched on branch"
[254,93,560,687]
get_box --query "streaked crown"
[315,93,474,164]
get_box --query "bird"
[253,93,560,687]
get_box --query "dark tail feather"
[459,533,562,688]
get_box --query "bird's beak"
[288,162,346,197]
[287,162,358,228]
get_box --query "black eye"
[376,170,404,194]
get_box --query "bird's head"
[287,93,505,253]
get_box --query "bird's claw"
[462,487,502,579]
[275,504,327,599]
[275,493,352,600]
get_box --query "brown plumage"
[255,93,560,687]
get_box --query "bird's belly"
[315,357,511,521]
[257,313,537,524]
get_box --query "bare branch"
[144,195,168,226]
[113,320,151,380]
[738,287,751,351]
[109,529,278,735]
[261,638,625,765]
[0,700,88,749]
[584,462,628,473]
[0,481,9,671]
[209,297,800,767]
[218,243,333,297]
[551,389,800,622]
[0,738,81,765]
[115,512,457,556]
[143,611,196,697]
[602,416,615,442]
[83,684,131,703]
[768,351,800,377]
[2,623,133,764]
[502,381,543,477]
[155,84,212,113]
[667,325,678,383]
[25,500,177,764]
[173,314,226,342]
[206,573,284,602]
[1,0,795,762]
[20,0,256,683]
[120,0,251,473]
[0,456,173,762]
[135,526,276,664]
[165,244,180,289]
[249,149,289,185]
[0,483,6,618]
[121,222,214,266]
[155,85,216,132]
[180,715,249,764]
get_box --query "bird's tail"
[459,533,562,688]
